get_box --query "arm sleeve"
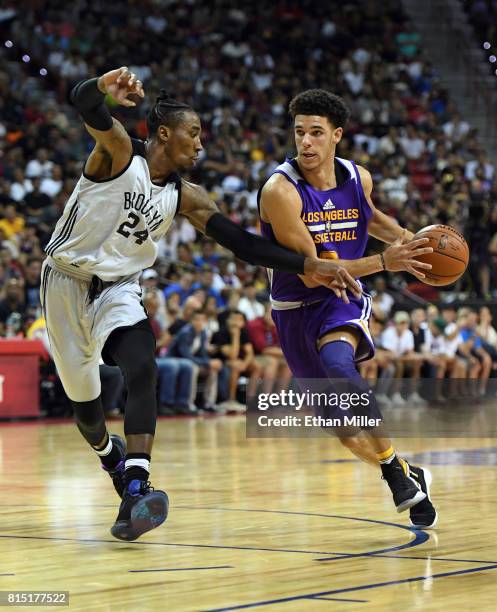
[70,78,113,131]
[205,213,305,274]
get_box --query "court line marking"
[129,565,233,573]
[367,554,497,564]
[0,507,428,558]
[0,535,346,555]
[176,506,429,558]
[312,597,368,603]
[204,563,497,611]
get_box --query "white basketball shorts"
[40,260,147,402]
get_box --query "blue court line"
[312,597,368,603]
[0,534,340,555]
[368,554,497,564]
[204,563,497,611]
[177,506,429,558]
[0,507,428,560]
[129,565,233,573]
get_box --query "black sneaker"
[101,434,126,498]
[110,479,169,541]
[381,462,426,513]
[407,463,438,529]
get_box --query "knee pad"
[125,355,158,386]
[71,397,106,446]
[319,340,358,379]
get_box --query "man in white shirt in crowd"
[238,281,264,321]
[380,310,425,406]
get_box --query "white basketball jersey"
[45,139,180,281]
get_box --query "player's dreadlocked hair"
[146,89,194,136]
[289,89,350,128]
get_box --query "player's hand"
[310,261,362,304]
[97,67,145,107]
[383,229,433,279]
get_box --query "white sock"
[125,458,150,473]
[93,436,112,456]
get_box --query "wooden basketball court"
[1,415,497,611]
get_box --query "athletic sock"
[93,434,122,470]
[124,453,151,487]
[377,446,404,473]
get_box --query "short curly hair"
[289,89,350,128]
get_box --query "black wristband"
[380,252,386,270]
[205,213,305,274]
[70,78,113,131]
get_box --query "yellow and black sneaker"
[381,459,426,513]
[406,463,438,529]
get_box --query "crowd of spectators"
[1,0,497,414]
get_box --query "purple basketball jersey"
[259,156,373,304]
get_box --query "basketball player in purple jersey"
[259,90,437,528]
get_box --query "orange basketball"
[412,224,469,286]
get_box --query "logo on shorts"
[323,199,335,210]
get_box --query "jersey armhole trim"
[174,177,182,216]
[82,149,135,184]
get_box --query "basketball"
[412,224,469,286]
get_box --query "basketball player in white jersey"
[41,67,360,541]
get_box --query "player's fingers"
[128,72,137,87]
[117,66,129,83]
[120,98,136,107]
[135,80,145,97]
[409,248,434,257]
[406,265,426,278]
[337,268,361,295]
[408,259,432,270]
[407,238,431,249]
[340,288,350,304]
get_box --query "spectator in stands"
[0,204,24,240]
[168,309,226,412]
[380,311,426,405]
[0,277,26,326]
[217,258,242,290]
[212,310,261,412]
[143,291,197,416]
[247,302,292,393]
[168,295,203,336]
[360,316,395,407]
[163,272,194,306]
[370,276,395,319]
[140,269,168,330]
[23,257,42,310]
[458,309,492,397]
[477,306,497,364]
[193,239,221,269]
[191,266,223,307]
[23,177,52,223]
[238,281,264,321]
[204,295,220,339]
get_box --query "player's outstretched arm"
[70,67,144,180]
[312,229,434,289]
[179,180,362,301]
